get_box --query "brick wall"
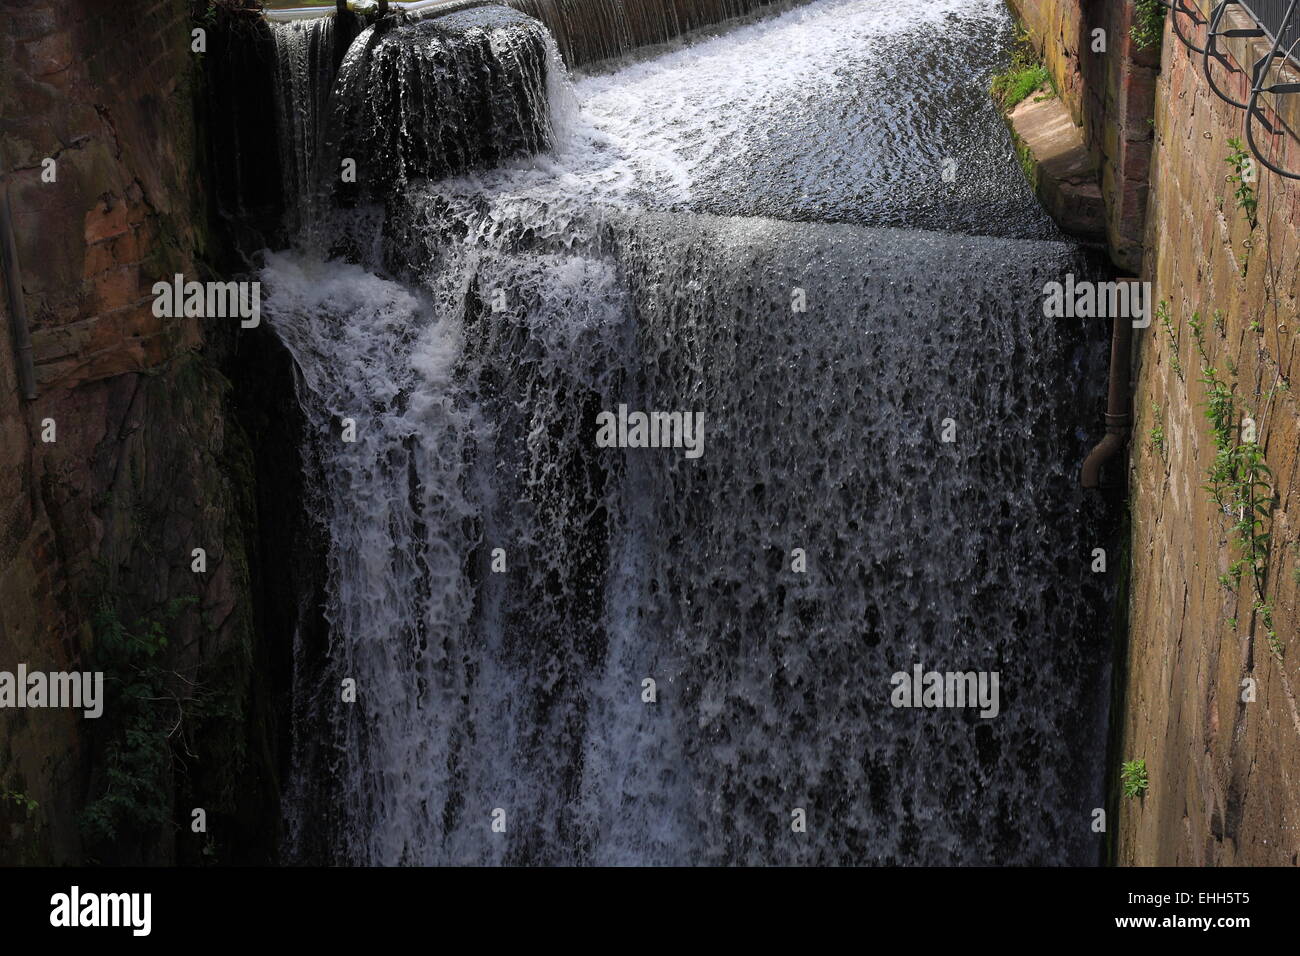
[1008,0,1157,270]
[1010,0,1300,864]
[1121,1,1300,865]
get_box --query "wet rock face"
[0,0,281,864]
[330,9,554,199]
[1,0,202,390]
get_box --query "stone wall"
[1007,0,1157,270]
[1013,0,1300,865]
[1121,1,1300,865]
[0,0,276,864]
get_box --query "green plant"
[1121,759,1149,798]
[1149,403,1167,458]
[1,789,38,815]
[79,597,198,848]
[1131,0,1167,49]
[992,64,1051,110]
[1232,441,1273,587]
[1183,309,1272,605]
[1257,602,1283,661]
[1213,309,1227,336]
[196,0,259,26]
[1198,363,1236,508]
[1225,138,1259,227]
[1189,317,1280,642]
[991,29,1052,110]
[1157,300,1182,379]
[1219,558,1247,590]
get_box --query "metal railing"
[1192,1,1300,177]
[267,0,443,21]
[1244,0,1300,177]
[1242,0,1300,58]
[1162,0,1209,54]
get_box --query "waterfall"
[331,10,557,196]
[272,15,339,240]
[272,8,567,250]
[503,0,806,66]
[265,0,1116,865]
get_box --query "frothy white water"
[572,0,978,202]
[270,0,1112,865]
[435,0,1051,237]
[264,255,484,864]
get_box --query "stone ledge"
[1005,88,1107,239]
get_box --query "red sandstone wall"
[0,0,263,863]
[1011,0,1300,865]
[1121,2,1300,865]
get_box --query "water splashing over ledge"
[262,0,1118,866]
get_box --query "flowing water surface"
[265,0,1114,866]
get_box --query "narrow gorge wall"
[1125,1,1300,866]
[0,0,277,864]
[1013,0,1300,865]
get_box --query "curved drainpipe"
[1081,307,1133,489]
[0,181,37,402]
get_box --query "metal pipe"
[1081,300,1134,490]
[0,181,37,402]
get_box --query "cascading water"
[504,0,805,66]
[272,15,339,241]
[266,0,1116,865]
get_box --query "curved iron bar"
[1158,0,1209,54]
[1204,0,1264,108]
[1245,0,1300,178]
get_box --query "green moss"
[992,64,1051,110]
[1130,0,1167,50]
[1013,134,1039,190]
[991,26,1053,110]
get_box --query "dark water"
[266,0,1114,866]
